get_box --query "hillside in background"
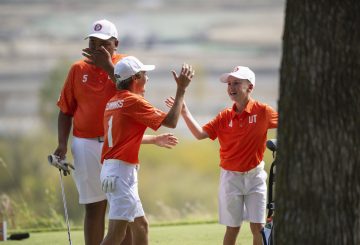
[0,0,284,136]
[0,0,282,229]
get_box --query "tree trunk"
[276,1,360,244]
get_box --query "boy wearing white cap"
[99,56,194,245]
[166,66,278,245]
[53,19,179,245]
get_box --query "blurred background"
[0,0,283,231]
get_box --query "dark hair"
[116,72,142,90]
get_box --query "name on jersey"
[105,100,124,110]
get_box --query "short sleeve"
[202,114,221,140]
[124,96,167,131]
[266,105,278,128]
[57,65,77,116]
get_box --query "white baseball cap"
[85,19,118,40]
[220,66,255,86]
[114,56,155,81]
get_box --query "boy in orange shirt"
[53,19,178,245]
[99,56,194,245]
[166,66,278,245]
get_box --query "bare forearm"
[162,63,194,128]
[162,88,186,128]
[58,111,72,147]
[104,64,116,83]
[142,135,156,144]
[182,106,208,140]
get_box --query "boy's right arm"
[161,64,194,128]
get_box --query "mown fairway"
[3,223,252,245]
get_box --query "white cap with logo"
[220,66,255,86]
[114,56,155,82]
[85,19,118,40]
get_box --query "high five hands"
[171,63,195,90]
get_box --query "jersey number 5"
[82,74,88,83]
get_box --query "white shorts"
[218,161,267,227]
[100,159,145,222]
[71,136,106,204]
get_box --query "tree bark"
[276,0,360,244]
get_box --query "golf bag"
[261,139,277,245]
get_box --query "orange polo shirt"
[203,99,278,172]
[101,90,167,164]
[57,54,126,138]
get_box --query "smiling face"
[227,76,253,103]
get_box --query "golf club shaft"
[59,170,72,245]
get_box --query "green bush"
[0,128,276,230]
[0,60,277,230]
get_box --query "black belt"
[88,136,104,143]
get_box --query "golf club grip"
[266,139,277,152]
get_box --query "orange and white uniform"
[100,90,166,221]
[57,54,126,204]
[203,99,278,226]
[101,90,167,164]
[57,54,126,138]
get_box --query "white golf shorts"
[219,161,267,227]
[71,136,106,204]
[100,159,145,222]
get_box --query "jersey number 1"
[107,116,113,147]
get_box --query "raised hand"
[82,46,113,72]
[165,96,187,115]
[171,63,195,90]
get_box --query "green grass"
[3,222,252,245]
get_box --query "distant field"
[3,222,252,245]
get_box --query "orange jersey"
[203,99,278,172]
[57,54,126,138]
[101,90,167,164]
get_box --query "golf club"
[59,169,72,245]
[48,155,73,245]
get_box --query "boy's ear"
[248,83,254,91]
